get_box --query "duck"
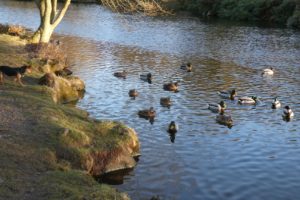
[140,73,152,83]
[180,63,192,72]
[128,89,138,98]
[160,97,172,107]
[238,96,258,105]
[216,111,233,128]
[113,70,127,78]
[282,106,294,119]
[208,101,226,113]
[262,67,274,76]
[271,97,281,109]
[217,89,236,100]
[138,107,156,119]
[168,121,178,134]
[163,82,179,92]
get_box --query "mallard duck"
[271,97,281,109]
[160,97,171,107]
[113,70,127,78]
[140,73,152,83]
[208,101,226,113]
[282,106,294,119]
[163,82,179,92]
[138,107,156,118]
[168,121,178,134]
[218,89,236,100]
[128,89,138,98]
[216,111,233,127]
[238,96,258,105]
[180,63,192,72]
[262,67,274,76]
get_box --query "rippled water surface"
[1,1,300,200]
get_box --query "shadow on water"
[95,168,134,185]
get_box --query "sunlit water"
[1,1,300,200]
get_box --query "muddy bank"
[0,32,139,199]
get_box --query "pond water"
[1,1,300,200]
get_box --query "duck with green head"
[140,73,152,83]
[282,106,294,120]
[208,100,226,113]
[238,96,258,105]
[271,97,281,109]
[218,89,236,100]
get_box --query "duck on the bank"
[163,82,179,92]
[208,101,226,113]
[238,96,258,105]
[218,89,237,100]
[128,89,138,98]
[216,111,233,127]
[168,121,178,134]
[282,106,294,119]
[160,97,172,107]
[140,73,152,83]
[180,63,192,72]
[138,107,156,118]
[262,67,274,76]
[113,70,127,78]
[271,97,281,109]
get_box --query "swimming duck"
[271,97,281,109]
[138,107,156,118]
[262,67,274,76]
[168,121,178,134]
[180,63,192,72]
[208,101,226,113]
[140,73,152,83]
[238,96,258,105]
[160,97,172,107]
[113,70,127,78]
[128,89,138,98]
[218,89,236,100]
[163,82,179,92]
[282,106,294,119]
[216,111,233,127]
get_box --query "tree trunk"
[31,0,71,43]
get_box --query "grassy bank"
[0,33,139,199]
[168,0,300,28]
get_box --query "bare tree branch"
[52,0,71,28]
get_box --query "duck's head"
[231,89,236,96]
[169,121,177,133]
[251,96,258,101]
[219,101,226,108]
[285,105,291,110]
[147,73,152,79]
[270,67,274,70]
[149,107,155,112]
